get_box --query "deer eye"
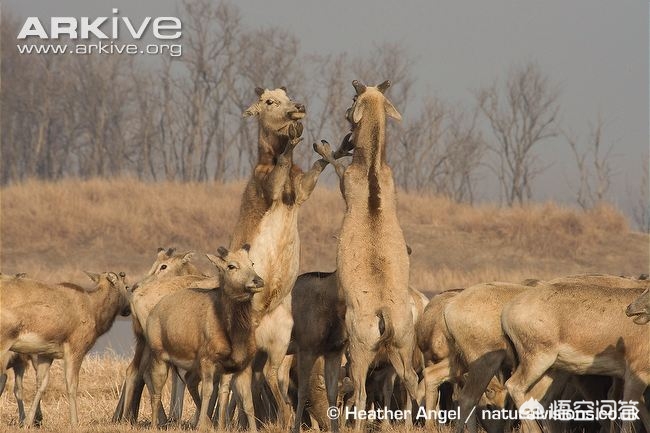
[159,264,167,271]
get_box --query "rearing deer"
[314,80,419,431]
[218,87,350,430]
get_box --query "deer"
[442,282,530,433]
[502,281,650,433]
[144,245,264,431]
[312,80,418,431]
[0,274,42,426]
[113,247,206,424]
[290,271,347,433]
[0,271,130,426]
[217,87,351,430]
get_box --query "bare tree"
[165,0,242,181]
[397,98,484,202]
[396,98,446,193]
[476,63,560,205]
[565,115,615,209]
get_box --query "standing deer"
[144,245,264,431]
[0,272,130,426]
[113,248,205,424]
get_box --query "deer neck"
[217,289,256,365]
[352,110,386,171]
[88,283,123,337]
[257,126,291,166]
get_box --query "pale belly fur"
[12,332,64,358]
[249,202,300,313]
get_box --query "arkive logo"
[17,9,182,40]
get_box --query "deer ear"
[377,80,391,94]
[353,103,364,123]
[181,251,194,264]
[384,99,402,121]
[217,246,229,259]
[243,102,261,117]
[84,271,100,283]
[352,80,366,95]
[107,272,119,285]
[206,253,228,272]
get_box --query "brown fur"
[113,248,204,424]
[502,283,650,433]
[364,287,429,427]
[0,352,41,425]
[144,247,264,431]
[416,290,462,423]
[0,272,130,426]
[443,282,529,433]
[301,356,352,429]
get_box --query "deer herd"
[0,81,649,433]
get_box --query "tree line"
[2,0,646,229]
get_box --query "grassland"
[0,178,648,432]
[2,178,647,289]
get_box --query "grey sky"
[5,0,647,208]
[4,1,648,354]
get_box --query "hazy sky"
[5,1,647,205]
[4,0,648,353]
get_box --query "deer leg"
[183,370,201,428]
[146,357,169,428]
[215,373,232,428]
[505,351,556,433]
[195,362,216,431]
[292,351,317,433]
[62,346,85,427]
[11,355,27,424]
[25,356,52,427]
[168,366,186,423]
[296,134,353,204]
[383,368,398,427]
[313,140,347,194]
[622,371,649,433]
[422,360,452,425]
[388,347,419,427]
[262,124,302,202]
[324,351,347,433]
[138,343,167,424]
[264,353,292,428]
[233,366,258,432]
[114,336,145,422]
[347,348,373,431]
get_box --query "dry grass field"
[2,178,646,289]
[0,178,648,432]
